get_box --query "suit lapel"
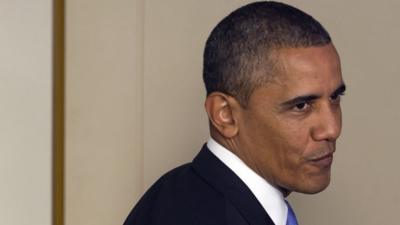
[192,145,275,225]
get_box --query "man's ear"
[204,92,241,138]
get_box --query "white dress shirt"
[207,138,288,225]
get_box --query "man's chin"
[304,179,331,194]
[289,175,331,194]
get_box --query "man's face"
[236,44,345,194]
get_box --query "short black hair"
[203,1,331,106]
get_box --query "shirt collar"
[207,137,288,225]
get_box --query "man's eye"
[293,102,311,111]
[330,93,344,103]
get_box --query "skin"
[205,44,345,196]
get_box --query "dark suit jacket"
[123,145,275,225]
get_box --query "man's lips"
[309,152,334,168]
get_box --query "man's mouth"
[309,152,334,168]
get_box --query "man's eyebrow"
[280,83,347,108]
[280,94,320,108]
[331,83,346,97]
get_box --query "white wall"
[65,0,144,225]
[0,1,53,225]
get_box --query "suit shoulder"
[123,163,226,225]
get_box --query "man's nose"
[311,103,342,142]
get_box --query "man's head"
[203,1,345,195]
[203,1,332,106]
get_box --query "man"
[124,1,345,225]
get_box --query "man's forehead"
[249,44,343,101]
[269,45,341,82]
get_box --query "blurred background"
[1,0,399,225]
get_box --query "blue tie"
[285,200,299,225]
